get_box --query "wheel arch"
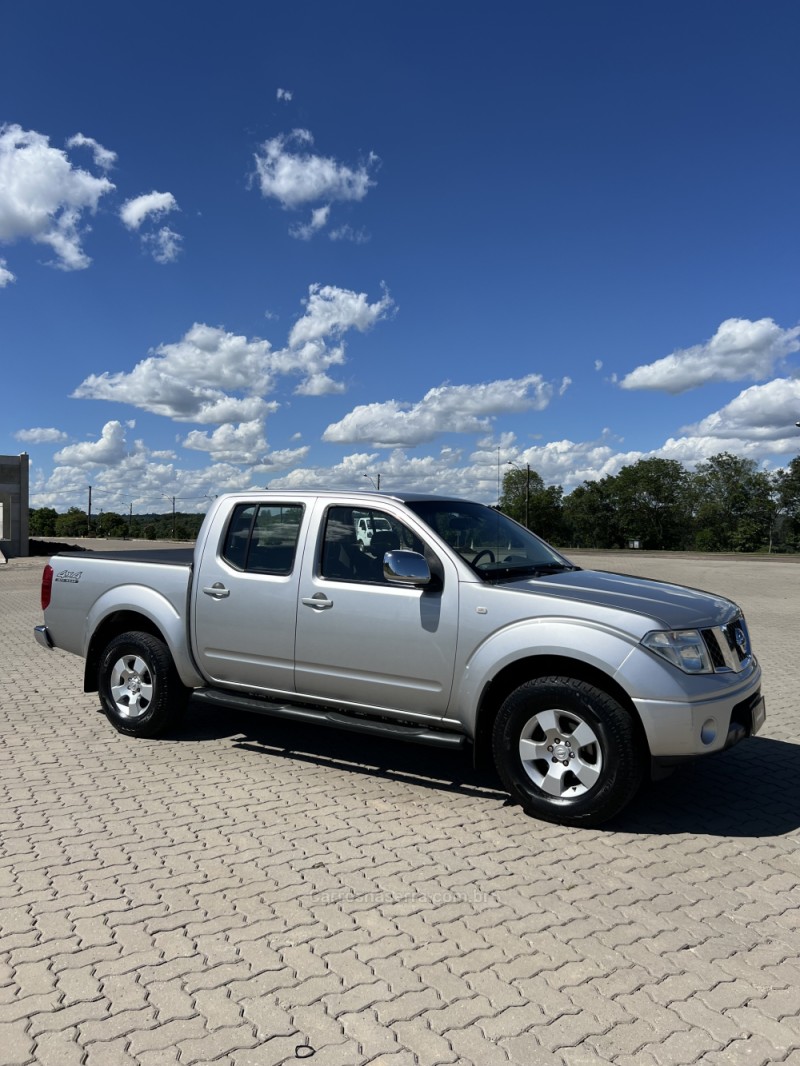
[84,611,169,692]
[472,654,649,769]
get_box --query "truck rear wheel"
[492,676,643,827]
[98,631,189,738]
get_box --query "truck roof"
[229,490,473,505]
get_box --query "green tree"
[611,458,693,550]
[773,456,800,550]
[97,511,127,538]
[498,467,564,543]
[562,477,622,548]
[691,452,774,552]
[29,507,58,537]
[499,467,543,527]
[55,507,88,537]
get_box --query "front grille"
[701,614,752,673]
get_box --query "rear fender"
[85,585,204,690]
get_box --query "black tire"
[98,631,189,738]
[492,676,643,827]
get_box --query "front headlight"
[641,629,713,674]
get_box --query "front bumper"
[634,669,764,759]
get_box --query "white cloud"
[681,377,800,441]
[276,88,293,102]
[53,420,128,467]
[294,370,347,397]
[0,123,115,271]
[253,129,377,210]
[0,258,15,286]
[15,427,68,444]
[30,428,262,512]
[73,284,393,421]
[620,317,800,394]
[143,226,182,263]
[253,445,310,472]
[289,205,331,240]
[289,282,393,347]
[323,374,557,447]
[182,421,270,463]
[120,191,178,230]
[329,224,369,244]
[66,133,117,170]
[72,318,277,422]
[120,193,182,263]
[267,445,513,500]
[517,438,638,490]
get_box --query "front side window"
[321,505,427,583]
[222,503,303,574]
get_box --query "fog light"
[700,718,717,745]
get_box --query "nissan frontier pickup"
[34,490,765,827]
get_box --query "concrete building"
[0,453,30,560]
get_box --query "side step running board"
[191,688,467,750]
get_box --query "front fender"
[86,585,204,689]
[451,616,641,734]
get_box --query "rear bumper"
[34,625,54,650]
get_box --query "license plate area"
[751,695,766,735]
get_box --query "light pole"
[363,472,381,491]
[507,461,530,529]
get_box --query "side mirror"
[383,549,431,587]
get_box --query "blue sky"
[3,1,800,515]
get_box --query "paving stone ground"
[1,550,799,1066]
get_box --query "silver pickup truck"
[34,490,765,827]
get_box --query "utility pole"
[87,486,92,536]
[161,494,177,539]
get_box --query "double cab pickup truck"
[34,490,765,827]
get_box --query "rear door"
[294,501,459,721]
[192,500,306,694]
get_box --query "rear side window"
[222,503,303,574]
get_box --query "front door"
[294,502,459,721]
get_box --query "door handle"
[302,593,333,610]
[203,582,230,599]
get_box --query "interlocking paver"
[2,550,800,1064]
[32,1026,85,1066]
[0,1019,35,1065]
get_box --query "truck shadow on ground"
[178,701,800,838]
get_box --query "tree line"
[27,451,800,552]
[28,507,206,543]
[498,453,800,552]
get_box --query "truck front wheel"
[492,676,643,827]
[98,631,189,738]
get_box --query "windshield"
[406,500,578,580]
